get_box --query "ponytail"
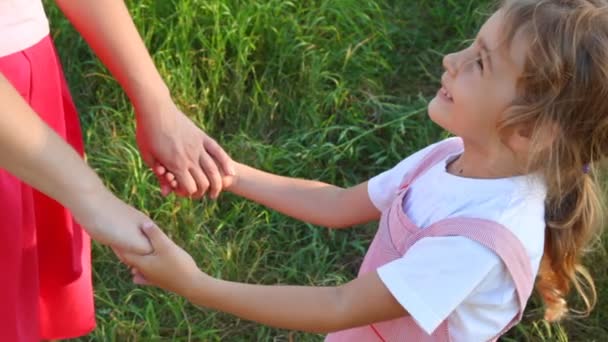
[537,171,602,321]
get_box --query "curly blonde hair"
[498,0,608,321]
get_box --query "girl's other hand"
[122,223,203,297]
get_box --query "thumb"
[140,221,168,251]
[205,138,236,176]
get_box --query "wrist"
[129,78,172,118]
[66,182,117,235]
[183,271,214,303]
[64,176,109,213]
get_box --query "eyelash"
[476,54,484,71]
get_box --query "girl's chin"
[427,98,445,119]
[427,104,451,131]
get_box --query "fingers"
[160,183,172,197]
[165,172,177,186]
[189,164,210,199]
[198,151,222,199]
[159,173,178,196]
[112,247,128,265]
[173,168,198,196]
[131,268,151,285]
[155,154,197,196]
[156,164,177,186]
[159,176,176,197]
[160,161,200,197]
[154,163,167,176]
[154,163,177,196]
[160,172,177,196]
[204,136,236,176]
[119,229,154,255]
[151,136,232,199]
[133,273,150,285]
[156,160,222,199]
[116,251,151,286]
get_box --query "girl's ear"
[505,121,558,156]
[532,121,560,151]
[502,122,532,154]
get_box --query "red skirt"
[0,36,95,341]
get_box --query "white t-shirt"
[368,138,546,341]
[0,0,49,57]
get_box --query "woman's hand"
[135,98,235,199]
[52,0,235,198]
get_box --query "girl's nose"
[443,52,458,77]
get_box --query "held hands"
[154,162,237,197]
[135,97,235,199]
[122,223,204,297]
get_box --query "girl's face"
[428,10,529,147]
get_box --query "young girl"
[0,0,232,341]
[125,0,606,340]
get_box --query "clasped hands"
[109,100,235,287]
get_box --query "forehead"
[479,10,528,74]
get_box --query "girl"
[0,0,233,340]
[125,0,606,340]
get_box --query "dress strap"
[406,217,535,340]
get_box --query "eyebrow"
[477,37,493,72]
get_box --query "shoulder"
[377,234,506,334]
[379,137,462,179]
[453,174,547,273]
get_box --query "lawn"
[46,0,607,340]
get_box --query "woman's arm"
[53,0,234,198]
[225,162,381,228]
[52,0,166,107]
[125,224,407,333]
[0,75,98,208]
[0,74,152,253]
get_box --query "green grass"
[45,0,607,340]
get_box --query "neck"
[447,140,523,179]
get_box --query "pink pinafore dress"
[326,139,535,341]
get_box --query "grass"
[44,0,607,340]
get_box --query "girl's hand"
[135,97,235,199]
[71,187,154,254]
[122,223,204,297]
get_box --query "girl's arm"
[225,162,381,228]
[53,0,234,198]
[0,74,152,254]
[125,224,408,333]
[196,269,405,333]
